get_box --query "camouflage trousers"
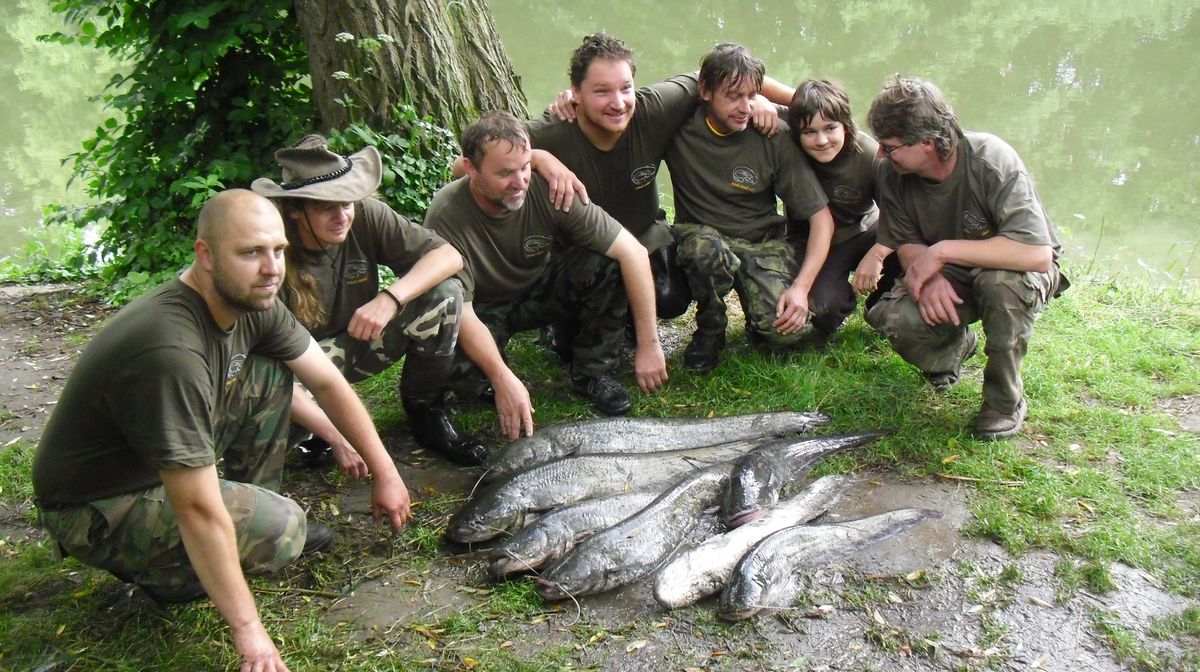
[39,356,306,600]
[675,222,808,346]
[450,246,627,389]
[317,279,462,404]
[865,266,1061,413]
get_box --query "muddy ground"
[1,285,1197,671]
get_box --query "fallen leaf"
[942,454,959,464]
[1029,596,1054,608]
[403,579,421,587]
[499,641,514,649]
[461,656,478,668]
[965,604,984,614]
[905,569,926,583]
[625,639,648,653]
[586,631,606,646]
[871,610,887,625]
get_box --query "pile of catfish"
[445,412,941,620]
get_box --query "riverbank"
[1,274,1197,671]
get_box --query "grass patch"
[1,271,1197,669]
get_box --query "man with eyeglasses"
[865,74,1068,439]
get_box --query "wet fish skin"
[718,508,942,621]
[446,439,768,543]
[536,464,733,600]
[487,490,659,580]
[652,475,852,609]
[484,411,831,480]
[722,431,891,527]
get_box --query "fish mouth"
[726,508,763,527]
[535,578,568,601]
[444,524,490,544]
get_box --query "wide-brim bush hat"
[251,134,382,202]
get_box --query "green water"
[2,1,1196,282]
[490,0,1199,282]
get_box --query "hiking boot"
[297,436,334,469]
[926,330,978,392]
[569,372,632,416]
[302,522,335,555]
[403,398,489,466]
[683,331,726,374]
[973,398,1028,440]
[140,582,208,605]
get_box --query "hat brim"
[251,145,383,202]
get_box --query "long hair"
[276,198,328,330]
[788,78,862,156]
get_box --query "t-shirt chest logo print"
[522,235,553,259]
[832,185,864,203]
[729,166,759,192]
[225,354,247,384]
[961,210,993,237]
[630,165,657,190]
[344,259,370,284]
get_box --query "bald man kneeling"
[33,189,410,671]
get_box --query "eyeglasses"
[878,141,912,156]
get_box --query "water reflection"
[491,0,1198,281]
[0,0,116,256]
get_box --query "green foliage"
[42,0,314,298]
[0,223,101,283]
[326,105,458,221]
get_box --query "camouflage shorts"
[39,355,306,599]
[319,278,463,384]
[675,222,808,346]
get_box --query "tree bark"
[294,0,527,135]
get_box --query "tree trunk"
[295,0,527,136]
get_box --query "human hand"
[914,273,962,327]
[493,370,535,439]
[904,247,946,300]
[371,475,411,532]
[773,285,811,335]
[331,442,369,480]
[233,621,290,672]
[532,150,589,211]
[546,89,577,122]
[852,255,885,296]
[750,95,780,137]
[347,294,398,342]
[633,342,668,394]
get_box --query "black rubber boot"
[401,354,488,466]
[402,395,489,466]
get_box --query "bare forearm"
[305,378,399,484]
[792,210,834,293]
[289,384,351,451]
[760,76,796,106]
[458,306,515,384]
[929,237,1053,273]
[385,245,462,304]
[161,467,262,635]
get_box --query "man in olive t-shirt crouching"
[425,111,668,439]
[33,190,411,671]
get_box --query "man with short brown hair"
[427,111,668,438]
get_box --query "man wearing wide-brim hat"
[253,134,488,466]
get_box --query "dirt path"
[2,285,1196,671]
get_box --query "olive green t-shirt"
[666,108,828,242]
[878,131,1062,284]
[283,197,448,341]
[33,279,311,507]
[424,175,623,305]
[808,133,885,245]
[526,74,699,251]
